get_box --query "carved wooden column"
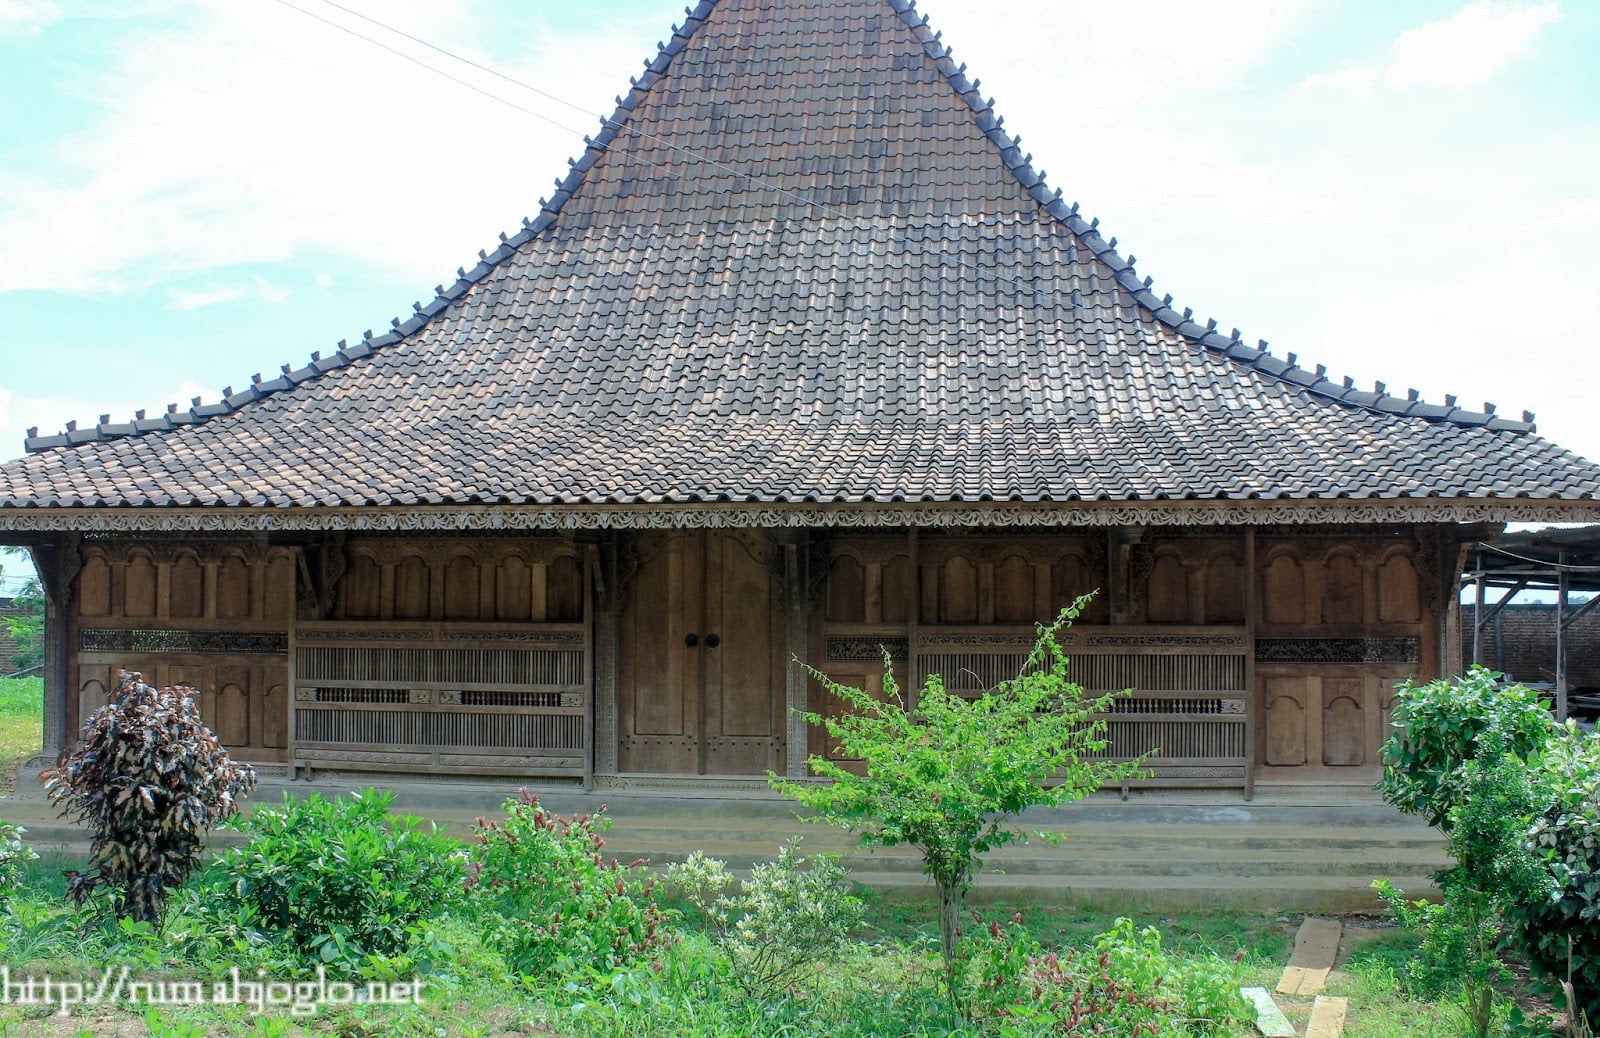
[592,533,624,778]
[783,540,809,779]
[30,537,79,761]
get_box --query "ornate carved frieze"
[295,627,432,642]
[440,630,584,645]
[825,636,909,661]
[917,633,1046,647]
[79,628,288,654]
[6,501,1598,533]
[1085,633,1247,648]
[1254,637,1421,664]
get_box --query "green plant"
[41,670,255,922]
[198,788,463,973]
[772,595,1141,997]
[1378,666,1553,828]
[1509,722,1600,1029]
[968,914,1246,1036]
[0,818,35,910]
[0,549,42,673]
[1375,669,1555,1038]
[667,841,864,1000]
[468,791,671,979]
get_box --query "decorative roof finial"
[1445,394,1458,406]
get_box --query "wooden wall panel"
[1378,553,1422,623]
[1321,677,1365,766]
[1263,554,1305,624]
[124,553,157,618]
[1147,554,1189,623]
[993,555,1035,624]
[170,553,205,619]
[1264,676,1308,766]
[217,554,251,620]
[1205,554,1245,624]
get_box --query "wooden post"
[1556,552,1569,722]
[907,526,920,709]
[1243,527,1257,802]
[784,540,809,779]
[583,543,599,789]
[1471,556,1484,666]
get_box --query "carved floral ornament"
[3,500,1597,533]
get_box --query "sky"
[0,0,1595,479]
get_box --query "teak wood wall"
[57,524,1453,790]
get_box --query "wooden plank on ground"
[1241,987,1296,1038]
[1277,917,1342,995]
[1306,996,1348,1038]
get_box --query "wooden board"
[1306,996,1348,1038]
[1277,917,1342,995]
[1241,987,1296,1038]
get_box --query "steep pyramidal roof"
[4,0,1598,515]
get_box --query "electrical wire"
[267,0,1059,297]
[1475,541,1600,573]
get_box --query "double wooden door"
[618,531,786,774]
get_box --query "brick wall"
[1460,603,1600,690]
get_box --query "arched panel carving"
[124,551,157,618]
[264,552,294,620]
[1323,692,1364,766]
[1378,551,1422,623]
[78,553,111,617]
[340,553,382,619]
[1204,552,1245,624]
[394,554,430,620]
[940,556,978,624]
[443,554,481,620]
[881,555,912,624]
[1146,553,1188,624]
[546,554,583,622]
[827,555,866,623]
[260,681,288,750]
[1264,677,1307,766]
[495,555,533,621]
[994,554,1036,624]
[1052,552,1107,622]
[216,553,252,620]
[170,552,204,619]
[214,681,250,747]
[1321,549,1364,624]
[1263,551,1305,625]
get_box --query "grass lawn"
[0,845,1482,1038]
[0,676,42,796]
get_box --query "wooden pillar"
[592,535,621,777]
[906,527,920,709]
[1471,555,1485,666]
[29,542,72,761]
[583,543,599,789]
[1243,527,1256,802]
[784,540,809,780]
[1557,552,1569,722]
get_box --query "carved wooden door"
[619,531,785,774]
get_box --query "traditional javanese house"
[4,0,1598,797]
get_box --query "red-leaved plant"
[42,670,255,922]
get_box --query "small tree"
[771,595,1141,995]
[1376,668,1556,1037]
[0,548,44,672]
[41,671,255,922]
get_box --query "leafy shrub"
[1510,722,1600,1028]
[0,818,36,910]
[1379,666,1553,828]
[969,914,1247,1036]
[468,791,671,978]
[1376,669,1558,1037]
[667,841,864,1000]
[41,670,255,921]
[197,788,463,973]
[774,594,1142,993]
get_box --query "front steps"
[2,771,1447,913]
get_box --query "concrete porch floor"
[1,766,1447,914]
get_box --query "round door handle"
[684,633,699,648]
[704,633,721,649]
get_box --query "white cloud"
[1302,1,1560,94]
[165,276,290,310]
[0,0,58,37]
[0,1,658,294]
[0,378,218,459]
[167,285,243,311]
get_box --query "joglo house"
[3,0,1598,798]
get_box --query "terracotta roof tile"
[4,0,1598,510]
